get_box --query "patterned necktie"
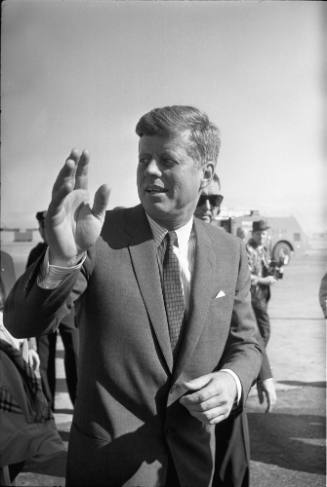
[162,231,185,353]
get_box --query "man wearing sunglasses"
[194,173,224,224]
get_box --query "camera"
[267,259,284,280]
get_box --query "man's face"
[252,230,267,246]
[137,131,212,229]
[194,179,222,223]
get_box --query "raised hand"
[45,149,110,266]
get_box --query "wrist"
[48,250,86,268]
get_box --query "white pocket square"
[215,290,226,299]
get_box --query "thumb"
[92,184,110,221]
[183,373,213,392]
[265,395,271,414]
[257,383,264,404]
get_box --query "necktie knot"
[167,230,178,248]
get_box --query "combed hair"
[135,105,221,167]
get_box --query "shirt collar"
[146,213,194,249]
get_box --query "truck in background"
[215,210,308,263]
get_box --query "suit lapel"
[173,219,216,381]
[125,206,173,374]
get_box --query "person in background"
[26,211,79,410]
[194,172,223,225]
[319,272,327,319]
[5,105,262,487]
[195,184,277,414]
[1,250,39,372]
[246,220,276,346]
[245,221,278,413]
[236,227,246,241]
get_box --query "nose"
[204,199,211,211]
[145,157,161,176]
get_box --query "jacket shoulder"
[198,219,241,249]
[99,205,149,248]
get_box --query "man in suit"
[5,105,262,487]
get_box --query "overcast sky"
[1,0,326,234]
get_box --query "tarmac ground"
[11,248,327,486]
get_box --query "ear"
[199,162,214,190]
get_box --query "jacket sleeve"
[218,241,263,403]
[4,250,93,338]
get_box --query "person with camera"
[246,220,278,412]
[246,220,277,346]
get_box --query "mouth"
[145,184,168,194]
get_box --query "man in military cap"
[246,220,276,346]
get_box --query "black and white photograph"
[1,1,326,486]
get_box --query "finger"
[75,150,89,190]
[92,184,111,220]
[265,391,277,413]
[181,393,225,411]
[209,412,230,425]
[265,396,271,414]
[258,389,264,404]
[188,407,228,425]
[49,180,74,217]
[183,374,213,392]
[206,405,229,423]
[51,151,80,201]
[198,395,226,412]
[181,380,224,406]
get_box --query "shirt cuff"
[37,248,86,289]
[220,368,242,404]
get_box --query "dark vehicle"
[216,210,308,263]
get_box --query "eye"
[139,156,150,165]
[161,156,177,168]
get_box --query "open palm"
[45,150,110,266]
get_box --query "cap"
[252,220,270,232]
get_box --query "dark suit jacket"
[26,242,75,329]
[0,250,17,303]
[5,205,262,487]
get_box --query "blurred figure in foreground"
[0,250,65,484]
[26,211,79,410]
